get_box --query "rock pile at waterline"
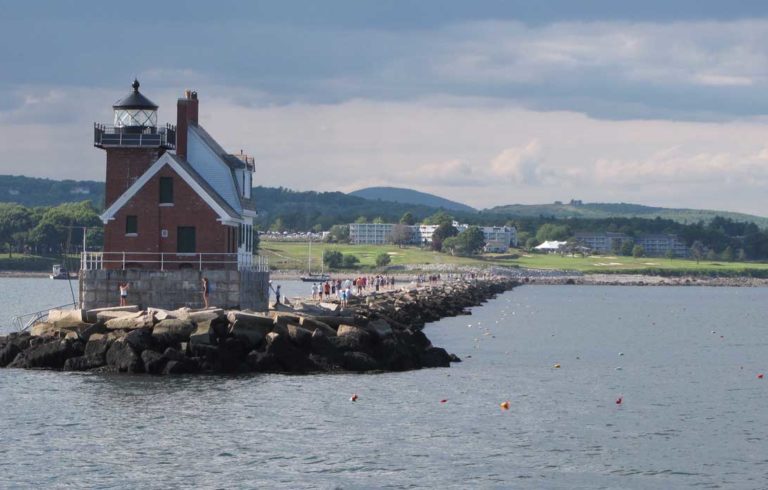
[0,278,518,375]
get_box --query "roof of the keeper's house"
[190,125,247,170]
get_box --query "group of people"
[311,275,397,300]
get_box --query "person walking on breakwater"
[202,277,210,308]
[119,282,129,306]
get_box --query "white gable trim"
[100,153,240,225]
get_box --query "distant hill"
[0,175,104,208]
[253,186,462,230]
[3,174,766,230]
[487,201,768,229]
[350,186,476,213]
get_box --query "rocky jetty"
[0,278,518,375]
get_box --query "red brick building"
[93,80,257,270]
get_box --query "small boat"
[300,237,331,282]
[50,264,73,280]
[300,273,331,283]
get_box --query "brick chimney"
[176,90,199,159]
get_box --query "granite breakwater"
[0,278,518,375]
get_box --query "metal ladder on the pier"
[9,303,77,332]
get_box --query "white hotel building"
[349,222,517,252]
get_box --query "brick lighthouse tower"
[95,79,176,209]
[81,80,268,311]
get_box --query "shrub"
[375,252,392,267]
[342,254,359,268]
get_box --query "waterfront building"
[349,222,398,244]
[573,232,688,257]
[94,81,257,268]
[349,221,517,252]
[81,80,268,310]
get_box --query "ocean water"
[1,278,767,489]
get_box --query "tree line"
[0,201,102,257]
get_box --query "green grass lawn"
[259,240,768,275]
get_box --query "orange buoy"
[615,396,623,405]
[758,374,764,379]
[350,394,358,402]
[500,401,510,410]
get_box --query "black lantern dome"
[112,79,158,128]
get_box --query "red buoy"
[758,374,764,379]
[350,394,358,402]
[440,399,448,403]
[615,396,623,405]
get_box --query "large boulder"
[309,329,342,362]
[227,311,274,328]
[141,350,167,375]
[106,339,143,373]
[229,320,269,350]
[365,319,394,339]
[18,339,81,369]
[47,308,86,327]
[86,305,139,323]
[187,308,225,324]
[398,329,431,355]
[298,317,336,337]
[188,322,214,349]
[286,324,313,349]
[214,337,247,373]
[342,351,382,372]
[79,322,108,342]
[334,324,375,354]
[245,350,282,373]
[272,312,302,329]
[105,312,154,330]
[84,335,114,365]
[264,332,315,372]
[124,328,157,353]
[29,322,60,338]
[0,343,21,367]
[152,319,196,343]
[419,347,452,368]
[163,359,197,375]
[63,355,105,371]
[373,337,418,372]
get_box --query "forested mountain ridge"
[349,186,476,213]
[488,201,768,229]
[1,175,766,230]
[0,175,104,208]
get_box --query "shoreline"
[2,269,767,287]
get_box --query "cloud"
[2,81,768,216]
[489,140,543,184]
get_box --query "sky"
[1,0,768,215]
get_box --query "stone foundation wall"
[80,269,269,311]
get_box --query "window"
[159,177,174,204]
[126,215,138,234]
[177,226,196,254]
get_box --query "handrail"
[81,251,268,272]
[10,302,78,332]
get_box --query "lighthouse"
[82,80,267,310]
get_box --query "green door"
[177,226,196,253]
